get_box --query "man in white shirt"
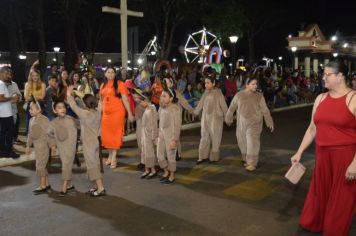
[5,67,23,144]
[0,67,20,158]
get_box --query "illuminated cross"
[102,0,143,69]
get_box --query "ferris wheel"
[184,27,222,63]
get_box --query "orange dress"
[100,80,128,149]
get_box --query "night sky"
[0,0,354,61]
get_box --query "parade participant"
[194,75,228,164]
[225,77,274,171]
[26,99,53,194]
[100,67,134,169]
[48,99,77,196]
[157,89,181,184]
[133,89,158,179]
[132,92,146,170]
[291,61,356,236]
[163,77,194,161]
[66,86,105,197]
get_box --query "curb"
[0,103,313,168]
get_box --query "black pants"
[13,113,20,141]
[0,116,15,152]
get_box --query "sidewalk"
[0,103,313,168]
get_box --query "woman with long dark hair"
[292,61,356,235]
[100,67,134,168]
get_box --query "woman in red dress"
[100,67,134,168]
[291,61,356,236]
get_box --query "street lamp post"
[229,35,238,73]
[53,47,60,64]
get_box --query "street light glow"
[137,58,143,65]
[53,47,60,52]
[107,59,112,63]
[19,54,27,60]
[331,35,337,42]
[278,56,283,60]
[343,43,349,48]
[333,53,338,57]
[229,36,239,44]
[172,58,177,62]
[291,46,297,52]
[151,51,156,55]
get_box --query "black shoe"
[196,159,207,165]
[209,160,218,164]
[137,163,145,170]
[85,188,97,195]
[90,189,106,197]
[33,187,48,195]
[1,151,20,159]
[59,191,68,197]
[66,186,75,192]
[146,172,157,179]
[159,175,168,182]
[162,178,175,184]
[140,172,150,179]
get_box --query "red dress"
[300,92,356,236]
[100,80,128,149]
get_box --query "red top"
[314,92,356,146]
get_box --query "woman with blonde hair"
[24,69,46,134]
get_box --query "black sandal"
[33,187,48,195]
[140,172,150,179]
[146,172,157,179]
[66,186,75,192]
[90,189,106,197]
[85,188,97,195]
[162,178,175,184]
[59,191,68,197]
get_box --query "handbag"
[285,162,306,184]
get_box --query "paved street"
[1,106,356,236]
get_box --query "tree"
[139,0,203,60]
[36,0,47,74]
[77,0,120,63]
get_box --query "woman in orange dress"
[100,67,134,168]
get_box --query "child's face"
[140,100,149,108]
[205,79,214,90]
[54,103,67,117]
[161,91,172,105]
[29,103,41,117]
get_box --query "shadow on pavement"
[0,170,29,189]
[47,190,224,236]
